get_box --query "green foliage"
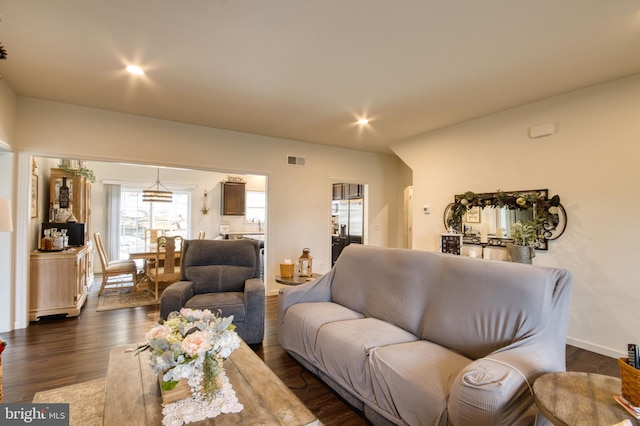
[161,379,180,391]
[510,221,540,246]
[446,189,562,241]
[57,164,96,183]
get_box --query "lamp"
[143,168,172,203]
[0,198,13,232]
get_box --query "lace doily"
[161,371,243,426]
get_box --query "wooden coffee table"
[104,340,318,425]
[533,372,638,426]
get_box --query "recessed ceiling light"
[357,118,370,125]
[126,65,144,76]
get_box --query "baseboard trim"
[566,337,626,359]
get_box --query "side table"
[275,273,322,286]
[533,372,638,425]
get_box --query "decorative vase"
[506,243,535,264]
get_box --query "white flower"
[548,206,559,215]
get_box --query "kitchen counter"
[220,231,264,240]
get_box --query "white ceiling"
[1,1,639,154]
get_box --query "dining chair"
[147,235,183,301]
[144,228,164,245]
[197,231,205,239]
[94,231,139,295]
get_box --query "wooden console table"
[29,244,93,321]
[104,341,318,425]
[533,372,638,425]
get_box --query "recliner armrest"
[159,280,195,319]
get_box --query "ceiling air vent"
[287,156,306,166]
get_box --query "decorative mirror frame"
[443,189,566,250]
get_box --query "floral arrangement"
[138,308,241,400]
[446,189,562,241]
[0,337,6,354]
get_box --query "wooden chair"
[94,231,139,295]
[198,231,206,239]
[147,235,182,301]
[144,228,164,245]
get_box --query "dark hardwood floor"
[0,284,620,425]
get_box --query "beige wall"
[391,74,640,358]
[0,80,17,144]
[2,97,410,330]
[0,80,17,332]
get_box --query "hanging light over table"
[143,168,173,203]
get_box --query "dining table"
[128,243,182,292]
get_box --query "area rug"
[33,378,105,426]
[96,286,158,312]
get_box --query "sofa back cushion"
[420,255,569,359]
[331,245,433,337]
[180,239,260,294]
[330,244,571,360]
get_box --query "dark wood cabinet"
[221,182,246,215]
[333,183,363,200]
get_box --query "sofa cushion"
[279,302,364,368]
[330,246,433,337]
[184,291,246,322]
[370,340,472,426]
[421,257,566,359]
[315,317,418,403]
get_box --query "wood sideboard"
[29,243,93,321]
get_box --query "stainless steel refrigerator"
[333,198,364,264]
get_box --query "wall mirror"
[443,189,566,250]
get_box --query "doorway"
[331,182,366,266]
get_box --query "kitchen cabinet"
[221,182,246,215]
[333,183,363,200]
[49,168,92,241]
[29,244,93,321]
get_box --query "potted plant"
[507,220,540,264]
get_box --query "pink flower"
[180,331,212,357]
[146,324,172,343]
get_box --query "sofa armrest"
[277,271,333,326]
[448,346,558,426]
[159,281,195,319]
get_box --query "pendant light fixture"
[143,168,173,203]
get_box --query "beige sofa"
[278,244,573,425]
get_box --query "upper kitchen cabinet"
[221,182,246,215]
[333,183,363,200]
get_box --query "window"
[119,188,191,259]
[245,191,265,223]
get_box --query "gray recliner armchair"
[159,239,265,345]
